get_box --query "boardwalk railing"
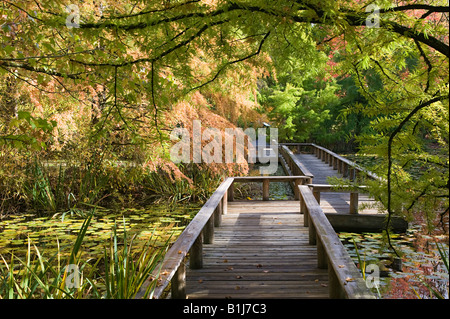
[230,175,312,201]
[138,176,313,299]
[137,175,376,299]
[308,184,368,215]
[279,145,314,179]
[280,143,381,181]
[135,143,380,299]
[298,185,375,299]
[136,177,233,299]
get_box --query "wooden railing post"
[308,213,317,245]
[333,157,338,170]
[328,262,345,299]
[214,201,222,227]
[349,168,356,181]
[171,262,186,299]
[342,163,348,178]
[313,189,321,204]
[222,190,228,215]
[204,215,214,244]
[190,232,203,269]
[300,194,308,227]
[316,236,327,269]
[294,178,301,200]
[228,183,234,202]
[349,192,359,214]
[263,178,270,201]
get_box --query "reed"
[0,212,170,299]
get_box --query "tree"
[1,0,448,235]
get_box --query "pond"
[338,227,449,299]
[0,203,201,264]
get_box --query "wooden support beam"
[203,215,214,244]
[349,192,359,215]
[263,179,270,201]
[171,262,186,299]
[190,232,203,269]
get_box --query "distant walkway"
[295,153,380,215]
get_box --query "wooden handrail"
[279,143,381,182]
[232,175,311,200]
[309,143,381,181]
[136,177,234,299]
[308,184,368,214]
[298,185,376,299]
[279,145,314,178]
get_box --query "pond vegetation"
[1,0,448,300]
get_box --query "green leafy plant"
[0,213,93,298]
[100,218,171,299]
[0,212,170,299]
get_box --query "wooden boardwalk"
[294,153,381,215]
[141,143,379,300]
[186,201,329,299]
[184,154,377,298]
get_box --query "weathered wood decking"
[184,152,379,298]
[186,201,329,299]
[139,143,383,299]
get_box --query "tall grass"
[24,159,57,213]
[0,212,169,299]
[100,218,171,299]
[144,164,223,205]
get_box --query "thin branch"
[70,18,230,68]
[188,31,271,92]
[386,94,449,256]
[414,39,433,93]
[151,61,163,146]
